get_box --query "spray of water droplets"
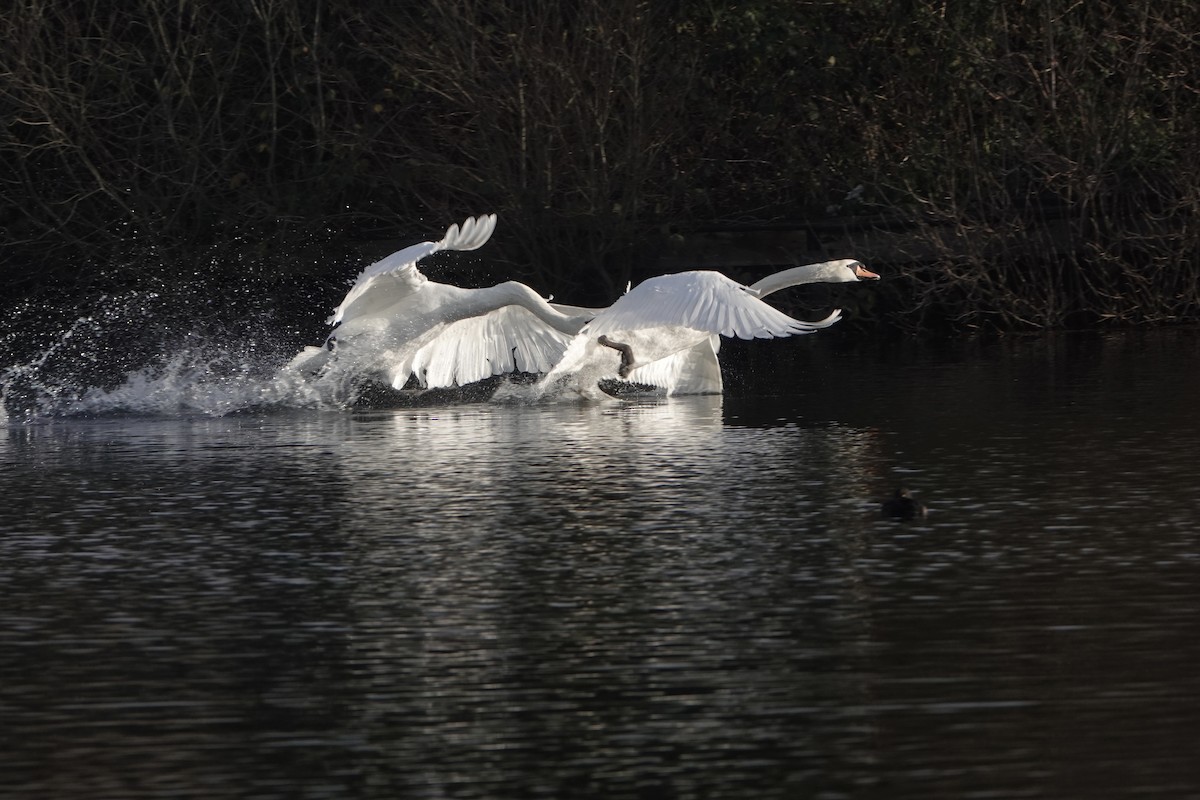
[0,278,346,422]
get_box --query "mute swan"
[285,214,599,391]
[286,213,876,401]
[540,259,879,397]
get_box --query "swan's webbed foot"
[597,335,635,379]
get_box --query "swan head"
[833,259,880,281]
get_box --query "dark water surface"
[3,330,1199,799]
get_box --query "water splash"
[2,269,639,422]
[64,345,322,417]
[0,290,574,423]
[0,287,337,422]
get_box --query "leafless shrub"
[2,0,1197,332]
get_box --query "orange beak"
[855,264,881,280]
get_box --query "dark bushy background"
[3,0,1198,334]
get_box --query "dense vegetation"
[3,0,1198,334]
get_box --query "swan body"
[285,214,597,391]
[286,214,877,401]
[540,260,876,397]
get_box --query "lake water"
[2,328,1199,799]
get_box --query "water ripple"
[4,332,1200,798]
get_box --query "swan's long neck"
[469,282,594,334]
[749,261,856,298]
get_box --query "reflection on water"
[3,330,1200,799]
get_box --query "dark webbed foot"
[597,335,636,379]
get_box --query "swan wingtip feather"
[441,212,498,252]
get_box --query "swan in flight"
[284,212,877,401]
[539,259,879,397]
[285,213,599,392]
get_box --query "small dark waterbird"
[882,488,927,520]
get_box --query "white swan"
[286,214,599,391]
[285,213,877,400]
[539,259,879,397]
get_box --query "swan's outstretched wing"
[584,270,841,339]
[403,305,576,389]
[328,213,497,327]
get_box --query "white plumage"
[284,211,878,400]
[327,212,496,334]
[585,271,841,340]
[541,261,877,397]
[409,305,576,388]
[284,214,596,391]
